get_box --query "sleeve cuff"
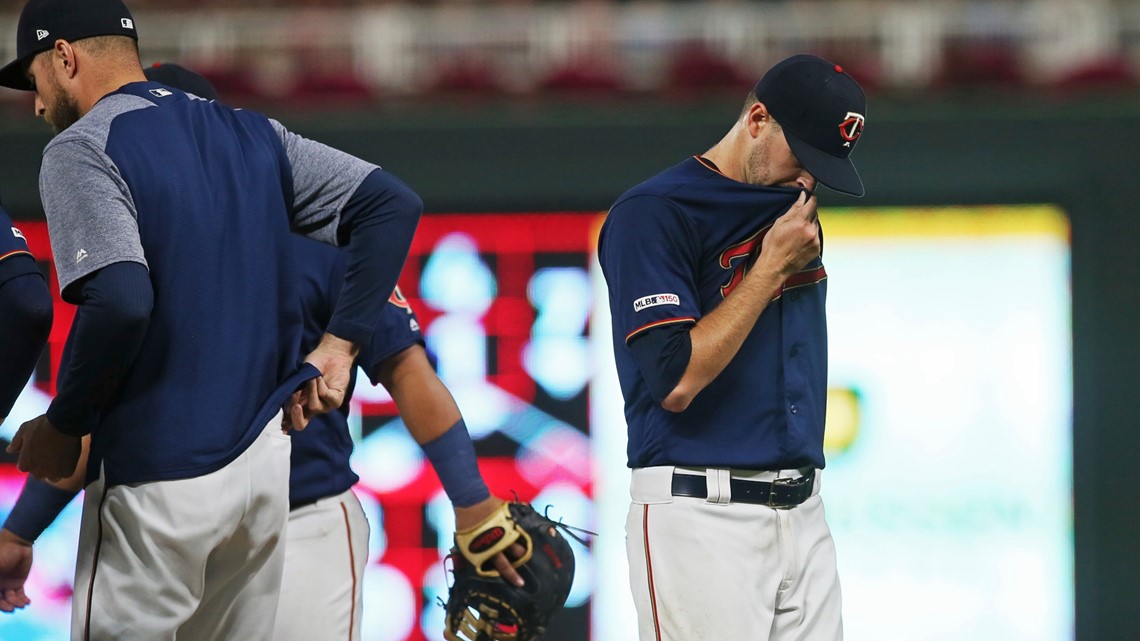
[325,316,376,349]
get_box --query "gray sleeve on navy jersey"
[269,119,379,246]
[40,139,147,295]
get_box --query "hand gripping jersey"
[38,82,378,486]
[599,157,829,471]
[288,235,425,509]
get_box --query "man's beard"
[744,142,771,187]
[46,80,81,134]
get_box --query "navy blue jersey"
[0,206,52,418]
[599,157,829,471]
[288,235,424,509]
[0,207,35,284]
[39,82,377,485]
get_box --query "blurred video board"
[0,214,598,641]
[2,206,1072,641]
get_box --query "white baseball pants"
[71,414,291,641]
[625,466,843,641]
[273,488,371,641]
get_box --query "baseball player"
[598,54,866,641]
[0,0,423,638]
[0,62,519,638]
[279,234,523,641]
[0,202,54,614]
[0,202,52,424]
[141,62,523,640]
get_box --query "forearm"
[379,346,487,506]
[0,272,53,417]
[48,263,153,436]
[377,346,461,444]
[327,170,422,346]
[664,264,786,411]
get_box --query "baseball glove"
[443,501,583,641]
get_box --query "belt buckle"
[767,474,810,509]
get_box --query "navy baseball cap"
[755,54,867,197]
[145,63,219,101]
[0,0,139,91]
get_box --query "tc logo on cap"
[36,29,49,40]
[839,112,865,147]
[121,18,134,29]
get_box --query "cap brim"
[784,130,864,197]
[0,57,34,91]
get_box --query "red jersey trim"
[771,265,828,301]
[625,317,697,343]
[0,249,32,263]
[784,265,828,290]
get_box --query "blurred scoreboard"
[1,205,1073,641]
[0,213,599,641]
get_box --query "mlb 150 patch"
[633,293,680,312]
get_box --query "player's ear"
[54,40,78,81]
[745,101,772,138]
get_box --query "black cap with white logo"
[755,54,867,197]
[0,0,138,91]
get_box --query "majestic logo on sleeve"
[10,227,25,241]
[75,248,88,264]
[839,112,865,148]
[633,293,680,312]
[149,88,173,98]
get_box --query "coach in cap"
[0,0,427,639]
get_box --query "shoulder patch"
[633,293,680,312]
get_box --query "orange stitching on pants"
[643,505,662,641]
[340,500,358,641]
[83,486,110,641]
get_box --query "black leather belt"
[670,470,816,509]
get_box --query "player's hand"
[0,529,32,613]
[285,333,361,430]
[754,187,821,279]
[454,497,526,587]
[5,415,82,483]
